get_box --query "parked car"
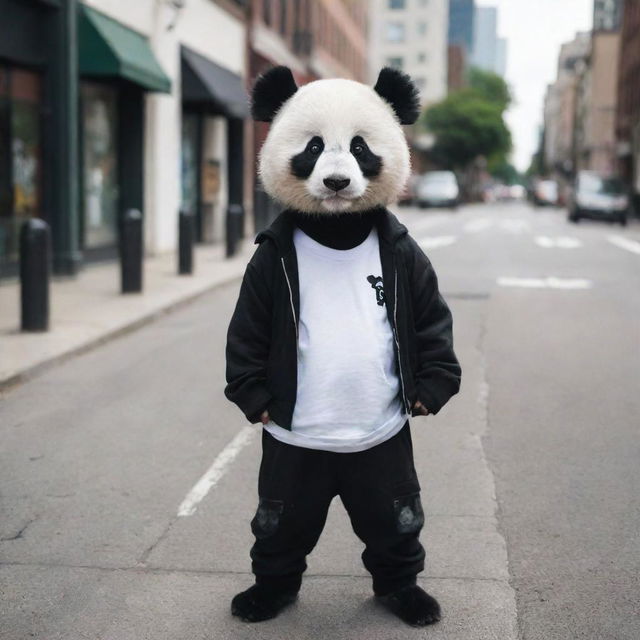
[398,173,419,206]
[568,171,629,226]
[415,171,460,208]
[533,179,559,206]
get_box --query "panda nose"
[323,176,351,192]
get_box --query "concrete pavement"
[0,240,253,389]
[2,202,640,639]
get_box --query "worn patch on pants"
[393,492,425,534]
[251,498,284,539]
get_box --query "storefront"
[78,4,170,261]
[180,46,248,245]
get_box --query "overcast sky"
[477,0,593,171]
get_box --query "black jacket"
[224,208,461,429]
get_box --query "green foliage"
[423,89,512,169]
[467,67,512,111]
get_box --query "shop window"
[181,113,200,218]
[0,65,43,266]
[81,82,119,249]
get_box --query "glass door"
[81,82,119,249]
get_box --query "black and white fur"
[252,67,420,214]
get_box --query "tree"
[422,89,512,169]
[467,67,512,112]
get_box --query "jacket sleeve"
[406,236,461,415]
[224,243,274,424]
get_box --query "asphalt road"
[1,202,639,639]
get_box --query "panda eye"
[309,143,322,155]
[352,144,364,156]
[307,137,324,156]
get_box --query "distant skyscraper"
[448,0,475,54]
[471,5,506,77]
[593,0,622,31]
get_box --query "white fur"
[259,78,411,214]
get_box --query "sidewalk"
[0,241,254,389]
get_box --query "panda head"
[252,67,420,214]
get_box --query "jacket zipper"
[393,265,411,414]
[281,256,298,339]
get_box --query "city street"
[1,201,639,639]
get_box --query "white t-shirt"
[265,226,408,452]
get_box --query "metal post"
[119,209,143,293]
[226,204,245,257]
[178,210,194,275]
[20,219,50,332]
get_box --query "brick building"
[616,0,640,211]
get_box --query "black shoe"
[231,584,299,623]
[377,584,441,627]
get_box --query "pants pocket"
[393,488,424,535]
[251,497,284,539]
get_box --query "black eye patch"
[350,136,382,178]
[290,136,324,178]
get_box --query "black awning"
[181,46,248,118]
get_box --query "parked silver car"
[568,171,628,226]
[415,171,460,209]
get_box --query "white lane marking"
[419,235,457,249]
[497,276,592,290]
[500,219,531,234]
[464,218,494,233]
[535,236,582,249]
[608,235,640,255]
[178,426,257,517]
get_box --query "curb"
[0,271,245,393]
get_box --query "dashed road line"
[464,218,494,233]
[497,276,592,290]
[608,235,640,255]
[419,235,458,249]
[535,236,582,249]
[177,426,257,517]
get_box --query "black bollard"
[119,208,143,293]
[20,218,51,332]
[226,204,243,258]
[178,210,194,275]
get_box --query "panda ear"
[373,67,420,125]
[251,66,298,122]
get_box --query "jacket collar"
[255,207,408,256]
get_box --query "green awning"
[78,4,171,93]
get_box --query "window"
[417,52,427,64]
[386,22,405,43]
[388,0,406,8]
[0,65,44,265]
[417,21,427,36]
[414,77,427,90]
[386,56,404,69]
[81,82,119,249]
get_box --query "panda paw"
[377,584,441,627]
[231,584,298,623]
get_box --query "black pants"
[250,421,425,596]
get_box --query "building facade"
[0,0,249,279]
[543,32,591,176]
[368,0,449,107]
[448,0,475,55]
[471,5,506,77]
[616,0,640,210]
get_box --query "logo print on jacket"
[367,275,385,306]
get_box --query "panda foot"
[377,585,441,627]
[231,584,298,623]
